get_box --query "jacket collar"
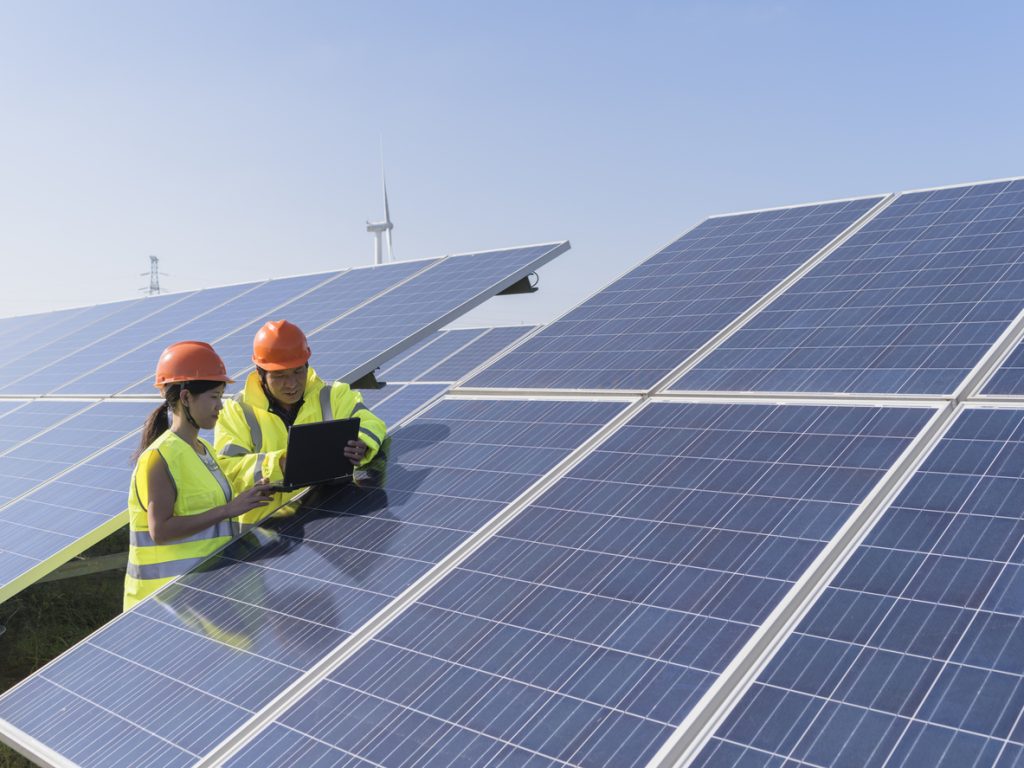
[242,365,324,411]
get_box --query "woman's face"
[182,385,225,429]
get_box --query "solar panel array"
[6,178,1024,768]
[0,244,567,604]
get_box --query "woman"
[124,341,281,610]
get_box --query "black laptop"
[269,417,361,492]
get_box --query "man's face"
[264,365,307,406]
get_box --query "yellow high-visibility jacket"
[124,430,278,610]
[214,366,387,524]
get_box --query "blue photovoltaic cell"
[0,398,625,767]
[0,295,184,392]
[0,401,151,508]
[214,260,433,387]
[312,244,566,384]
[237,401,933,768]
[982,341,1024,395]
[358,383,449,427]
[699,407,1024,768]
[0,400,90,454]
[380,328,486,382]
[467,200,881,391]
[677,180,1024,395]
[0,304,112,362]
[1,285,260,395]
[425,324,535,382]
[0,427,147,593]
[69,271,338,396]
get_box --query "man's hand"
[343,439,367,465]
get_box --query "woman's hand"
[224,482,275,518]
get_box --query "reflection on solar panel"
[698,406,1024,767]
[467,199,882,390]
[0,398,626,767]
[229,402,932,767]
[676,180,1024,395]
[312,243,566,384]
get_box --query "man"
[214,319,387,525]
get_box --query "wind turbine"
[366,153,394,265]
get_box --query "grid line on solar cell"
[465,199,883,391]
[695,405,1024,768]
[227,402,935,768]
[674,179,1024,396]
[380,328,488,382]
[0,398,626,768]
[426,326,537,384]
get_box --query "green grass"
[0,529,127,767]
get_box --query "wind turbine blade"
[386,228,393,261]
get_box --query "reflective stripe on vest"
[126,555,210,581]
[129,519,237,547]
[234,393,264,450]
[320,385,332,422]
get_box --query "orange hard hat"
[252,320,311,370]
[154,341,233,389]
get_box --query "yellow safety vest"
[214,366,387,525]
[124,431,237,611]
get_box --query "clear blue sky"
[2,1,1022,327]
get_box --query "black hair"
[134,380,224,461]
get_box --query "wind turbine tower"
[366,158,394,265]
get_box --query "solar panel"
[225,401,934,767]
[981,338,1024,395]
[311,243,568,384]
[466,199,882,391]
[0,425,147,601]
[358,382,449,426]
[696,405,1024,767]
[0,400,151,508]
[213,259,434,386]
[1,285,257,396]
[424,325,535,383]
[0,295,185,392]
[0,397,626,767]
[674,180,1024,395]
[63,271,339,396]
[379,328,486,382]
[0,400,91,454]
